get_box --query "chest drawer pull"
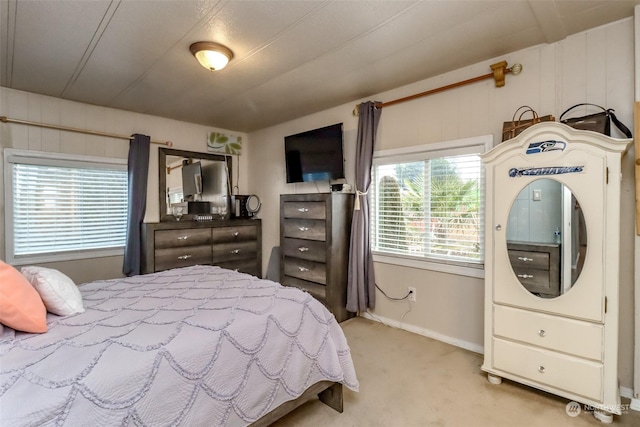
[538,366,545,374]
[230,249,240,254]
[297,266,309,272]
[177,235,190,241]
[298,246,309,252]
[232,231,240,237]
[538,329,546,337]
[298,226,309,232]
[517,256,533,262]
[298,208,309,213]
[178,254,192,260]
[517,274,534,279]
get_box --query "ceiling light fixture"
[190,41,233,71]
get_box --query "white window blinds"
[371,138,488,267]
[5,150,128,263]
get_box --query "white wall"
[0,87,248,283]
[247,18,636,390]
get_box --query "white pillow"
[21,266,85,316]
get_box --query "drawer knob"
[298,226,309,232]
[298,266,309,272]
[517,256,533,262]
[298,246,309,252]
[517,274,534,279]
[538,329,546,337]
[177,235,189,240]
[230,249,240,254]
[495,224,502,231]
[538,366,545,374]
[298,208,309,213]
[232,231,240,237]
[178,254,192,260]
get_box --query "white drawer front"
[493,338,603,402]
[494,305,603,361]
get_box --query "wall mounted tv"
[284,123,345,183]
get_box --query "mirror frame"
[159,147,232,222]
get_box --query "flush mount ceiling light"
[190,41,233,71]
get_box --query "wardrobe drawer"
[493,338,603,402]
[212,241,257,263]
[211,225,257,243]
[283,201,326,220]
[493,305,603,361]
[282,238,326,262]
[154,245,212,271]
[283,256,326,285]
[508,250,549,270]
[155,228,211,249]
[283,219,326,241]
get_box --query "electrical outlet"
[408,287,417,302]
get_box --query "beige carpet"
[274,317,640,427]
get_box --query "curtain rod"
[0,115,173,147]
[353,60,522,115]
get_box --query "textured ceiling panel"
[1,0,638,132]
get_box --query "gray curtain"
[123,133,150,276]
[346,101,382,312]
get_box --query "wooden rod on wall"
[353,60,522,115]
[0,115,173,147]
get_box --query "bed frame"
[250,381,343,426]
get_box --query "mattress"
[0,265,358,426]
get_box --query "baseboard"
[630,397,640,412]
[361,311,484,354]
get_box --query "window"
[370,135,492,277]
[4,149,128,265]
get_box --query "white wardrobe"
[481,122,631,422]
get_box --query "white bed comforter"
[0,265,359,426]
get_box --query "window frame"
[370,135,493,278]
[4,148,128,265]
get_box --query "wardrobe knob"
[538,366,545,374]
[538,329,546,337]
[495,224,502,231]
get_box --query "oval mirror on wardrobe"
[506,178,587,298]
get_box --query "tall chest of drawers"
[280,193,354,322]
[141,219,262,277]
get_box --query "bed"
[0,265,359,426]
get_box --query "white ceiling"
[1,0,639,132]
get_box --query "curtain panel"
[122,133,150,276]
[347,101,381,312]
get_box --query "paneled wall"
[0,87,248,283]
[247,18,636,391]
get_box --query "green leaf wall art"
[207,132,242,155]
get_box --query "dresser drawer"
[493,305,603,361]
[493,338,603,401]
[283,201,326,219]
[282,238,326,262]
[155,228,211,249]
[283,256,326,285]
[211,225,257,243]
[218,259,258,276]
[212,241,257,263]
[510,267,558,296]
[283,219,326,241]
[508,249,549,270]
[154,245,212,271]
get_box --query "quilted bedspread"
[0,265,359,426]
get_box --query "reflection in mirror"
[159,148,232,222]
[506,178,587,299]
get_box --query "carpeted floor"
[274,317,640,426]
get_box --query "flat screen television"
[181,161,203,199]
[284,123,345,183]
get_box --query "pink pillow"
[0,260,47,333]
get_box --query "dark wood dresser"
[506,241,560,298]
[280,193,354,322]
[141,219,262,277]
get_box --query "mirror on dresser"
[158,148,232,222]
[506,178,587,298]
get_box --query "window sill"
[9,248,125,266]
[372,252,484,279]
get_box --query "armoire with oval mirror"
[481,122,631,423]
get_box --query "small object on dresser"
[502,105,555,141]
[559,103,632,138]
